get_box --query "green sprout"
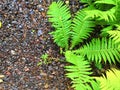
[37,53,49,66]
[32,29,35,33]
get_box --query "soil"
[0,0,77,90]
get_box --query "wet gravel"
[0,0,73,90]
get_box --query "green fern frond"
[85,6,116,21]
[107,24,120,43]
[100,26,113,37]
[65,51,99,90]
[108,30,120,43]
[71,11,95,49]
[84,0,120,22]
[114,2,120,23]
[95,68,120,90]
[47,1,71,49]
[74,38,120,64]
[94,0,117,5]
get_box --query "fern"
[47,1,71,50]
[47,1,120,90]
[74,38,120,64]
[94,0,117,5]
[84,5,116,22]
[114,1,120,23]
[71,10,95,49]
[108,30,120,44]
[95,68,120,90]
[100,26,113,37]
[107,24,120,43]
[83,0,120,22]
[65,51,99,90]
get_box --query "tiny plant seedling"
[37,53,49,66]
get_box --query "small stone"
[10,50,16,55]
[12,21,17,24]
[37,29,43,36]
[0,87,4,90]
[38,7,44,12]
[37,5,44,12]
[0,79,3,83]
[0,75,5,79]
[44,83,49,89]
[24,66,30,72]
[29,9,34,14]
[39,0,43,3]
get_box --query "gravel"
[0,0,74,90]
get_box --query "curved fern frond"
[65,51,99,90]
[71,11,95,49]
[94,0,117,5]
[74,38,120,64]
[47,1,71,49]
[95,68,120,90]
[85,6,116,22]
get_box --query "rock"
[37,29,43,36]
[10,50,16,55]
[0,75,5,79]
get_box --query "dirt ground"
[0,0,77,90]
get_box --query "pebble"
[37,29,43,36]
[10,50,16,55]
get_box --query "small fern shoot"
[47,1,71,50]
[95,68,120,90]
[65,51,99,90]
[74,38,120,64]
